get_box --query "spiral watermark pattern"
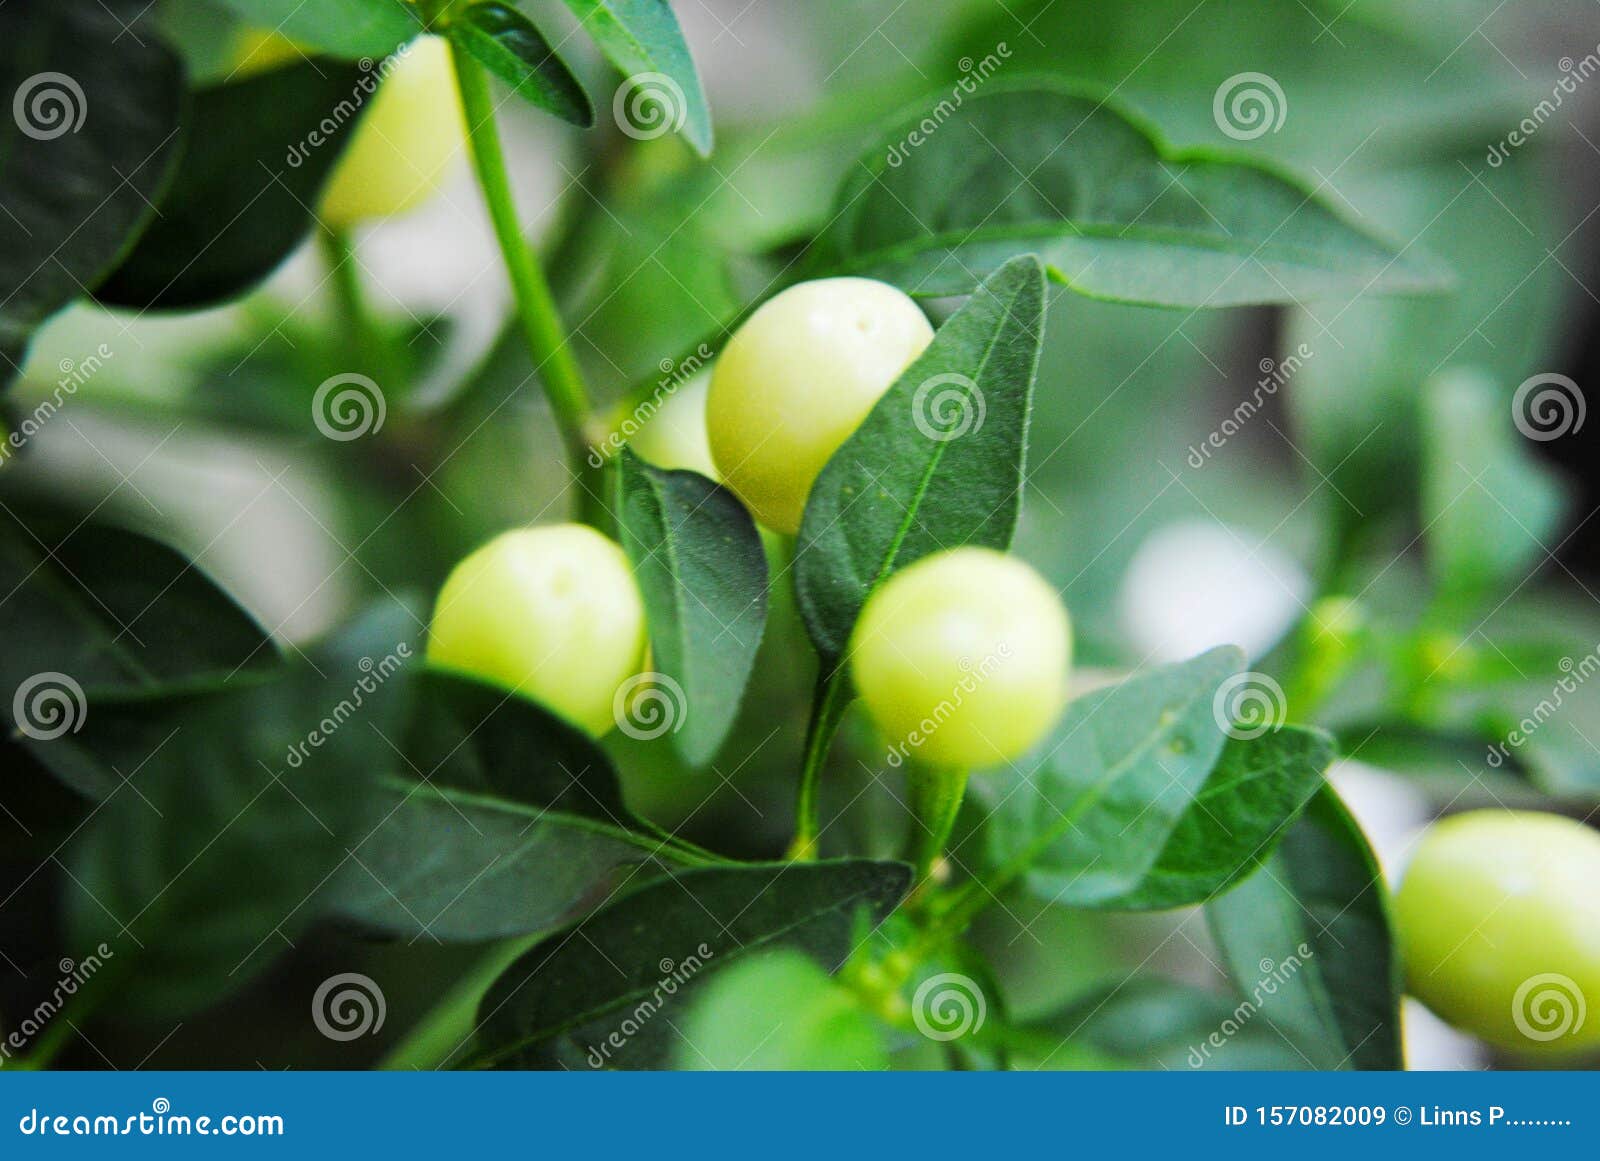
[1212,72,1287,141]
[1511,373,1585,442]
[912,972,987,1042]
[613,71,687,141]
[613,671,688,741]
[1211,671,1286,740]
[12,672,87,741]
[312,373,386,441]
[1512,973,1587,1043]
[311,972,386,1041]
[912,373,985,442]
[13,72,87,141]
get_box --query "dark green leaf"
[1095,727,1334,911]
[558,0,712,155]
[1207,785,1402,1069]
[1027,977,1309,1070]
[448,3,592,126]
[614,449,768,765]
[675,950,888,1070]
[984,648,1242,904]
[96,58,374,309]
[64,658,412,1017]
[0,513,276,715]
[214,0,422,59]
[0,0,184,382]
[475,859,911,1068]
[817,82,1448,305]
[1421,368,1566,607]
[325,669,684,941]
[795,255,1045,661]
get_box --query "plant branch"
[449,46,605,520]
[787,664,853,860]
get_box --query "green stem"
[905,765,969,897]
[449,46,605,523]
[787,666,853,860]
[319,225,406,396]
[378,935,540,1070]
[11,954,122,1071]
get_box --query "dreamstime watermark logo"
[312,372,386,441]
[1487,46,1600,167]
[586,945,713,1068]
[612,671,687,741]
[886,645,1011,768]
[285,47,409,168]
[312,972,386,1041]
[283,645,411,768]
[588,343,715,468]
[13,72,87,141]
[1211,672,1285,740]
[3,345,114,465]
[0,944,114,1067]
[1486,642,1600,768]
[912,972,987,1042]
[1187,946,1312,1068]
[1511,373,1584,442]
[911,373,985,443]
[1512,973,1587,1043]
[1187,344,1313,468]
[1212,72,1287,141]
[11,672,86,741]
[884,44,1012,167]
[613,71,687,141]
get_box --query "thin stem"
[787,665,853,860]
[449,46,605,521]
[319,225,405,395]
[905,765,969,897]
[378,935,540,1071]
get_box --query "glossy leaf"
[214,0,422,59]
[984,648,1242,903]
[1207,785,1402,1069]
[64,659,412,1017]
[817,83,1448,305]
[614,449,768,764]
[795,256,1045,661]
[448,3,593,126]
[557,0,712,155]
[326,669,683,940]
[475,859,911,1068]
[0,0,183,382]
[1094,726,1334,911]
[96,58,375,309]
[0,514,276,712]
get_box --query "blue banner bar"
[1,1072,1592,1156]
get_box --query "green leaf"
[0,514,276,713]
[475,859,911,1068]
[0,0,184,382]
[447,3,593,126]
[557,0,712,155]
[675,950,888,1070]
[214,0,422,59]
[1421,368,1566,607]
[984,648,1242,904]
[816,82,1448,305]
[1096,727,1334,911]
[614,449,768,765]
[1207,785,1402,1069]
[1027,977,1309,1070]
[795,255,1045,661]
[95,58,374,309]
[63,658,412,1017]
[326,670,686,941]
